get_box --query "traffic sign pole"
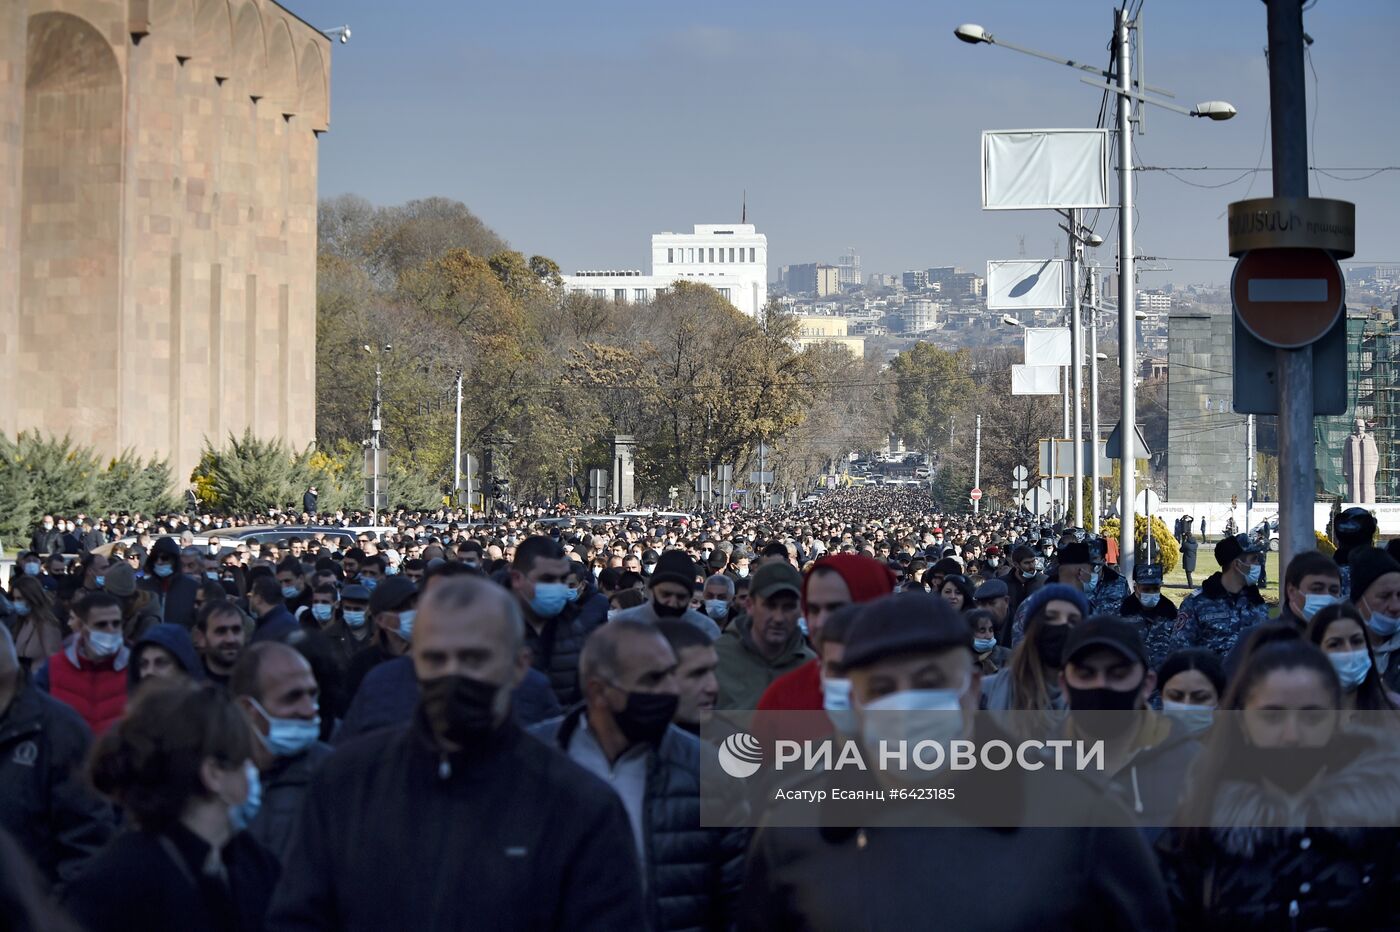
[973,415,982,514]
[1268,0,1313,568]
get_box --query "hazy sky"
[304,0,1400,288]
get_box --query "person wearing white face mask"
[1118,564,1180,671]
[1156,649,1224,735]
[33,591,131,735]
[740,591,1171,931]
[1174,534,1271,658]
[231,643,332,862]
[1306,601,1400,713]
[1344,547,1400,696]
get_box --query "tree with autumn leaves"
[314,197,884,506]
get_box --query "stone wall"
[1167,311,1247,502]
[0,0,329,486]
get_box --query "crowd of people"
[3,488,1400,930]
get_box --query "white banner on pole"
[981,129,1111,210]
[1024,327,1072,367]
[986,259,1066,310]
[1012,364,1061,396]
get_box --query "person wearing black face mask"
[610,550,721,640]
[532,619,747,932]
[1159,640,1400,931]
[269,577,645,932]
[1059,617,1203,835]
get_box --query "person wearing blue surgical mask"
[66,681,276,932]
[1307,602,1397,713]
[510,536,590,706]
[1346,546,1400,697]
[1156,648,1225,735]
[1173,534,1271,659]
[741,591,1170,930]
[231,642,331,860]
[1280,550,1344,628]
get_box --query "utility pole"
[1069,207,1084,528]
[369,356,383,525]
[1267,0,1314,564]
[1061,365,1071,521]
[1115,6,1138,582]
[974,414,982,515]
[1089,267,1101,531]
[1245,413,1257,533]
[453,370,463,510]
[759,440,768,509]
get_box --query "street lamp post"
[954,10,1234,578]
[1114,6,1137,578]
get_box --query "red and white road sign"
[1231,247,1344,348]
[970,488,983,501]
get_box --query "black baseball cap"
[1062,616,1148,668]
[1214,533,1263,568]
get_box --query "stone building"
[1166,310,1246,502]
[1,0,330,484]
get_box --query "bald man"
[232,642,331,862]
[269,578,645,932]
[533,621,748,932]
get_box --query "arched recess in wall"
[263,16,297,115]
[148,0,194,47]
[21,12,123,442]
[192,0,234,78]
[230,0,266,96]
[297,40,328,132]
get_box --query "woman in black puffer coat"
[1158,638,1400,931]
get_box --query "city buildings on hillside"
[794,316,865,357]
[561,223,768,317]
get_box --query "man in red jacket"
[755,554,896,713]
[36,591,129,735]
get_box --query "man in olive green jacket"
[715,562,815,709]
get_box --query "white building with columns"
[562,223,768,318]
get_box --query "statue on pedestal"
[1344,418,1379,504]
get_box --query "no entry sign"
[970,488,983,501]
[1231,247,1344,349]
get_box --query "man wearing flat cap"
[738,593,1170,931]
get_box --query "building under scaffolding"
[1317,311,1400,501]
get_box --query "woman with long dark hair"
[63,681,278,932]
[1307,601,1399,712]
[980,584,1087,718]
[8,575,64,671]
[1158,640,1400,930]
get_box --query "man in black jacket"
[28,515,62,556]
[511,536,599,706]
[268,576,644,931]
[232,642,332,864]
[139,536,199,629]
[532,620,747,932]
[0,625,114,884]
[739,591,1171,931]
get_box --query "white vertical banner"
[1012,364,1062,396]
[1024,328,1072,367]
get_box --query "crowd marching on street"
[5,485,1400,930]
